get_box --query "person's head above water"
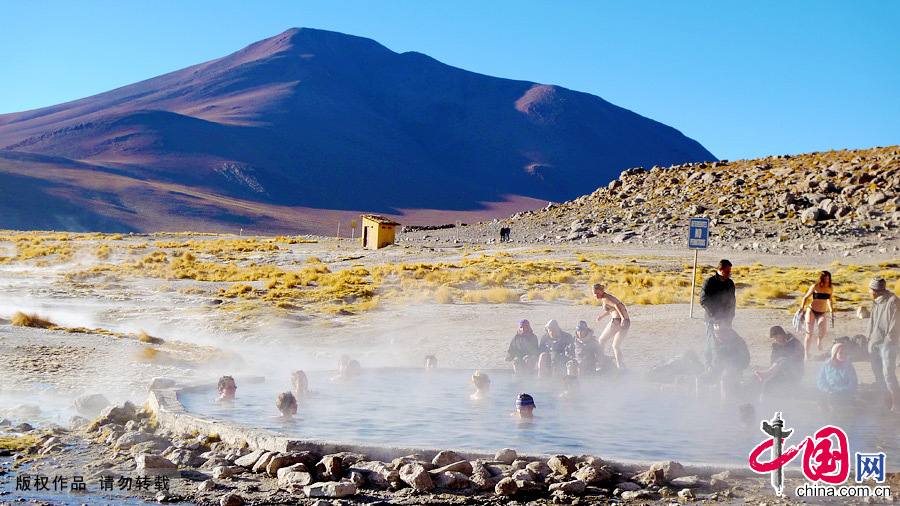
[515,393,536,418]
[276,391,298,417]
[471,370,491,391]
[290,370,308,395]
[717,259,733,279]
[424,355,438,369]
[217,376,236,401]
[518,319,533,335]
[545,319,562,337]
[346,360,362,376]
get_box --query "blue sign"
[688,217,709,249]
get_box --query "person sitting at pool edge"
[217,375,237,402]
[290,370,309,402]
[539,319,574,376]
[470,370,491,400]
[560,374,579,399]
[275,391,298,419]
[506,319,540,375]
[754,326,804,398]
[702,322,750,400]
[514,393,536,419]
[817,343,858,412]
[425,354,438,370]
[566,320,601,375]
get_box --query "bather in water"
[217,376,236,403]
[275,391,298,420]
[470,370,491,400]
[332,356,362,382]
[291,370,310,402]
[513,393,536,420]
[424,354,438,370]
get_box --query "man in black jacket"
[700,259,736,367]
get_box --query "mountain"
[0,27,715,233]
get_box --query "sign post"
[688,217,710,318]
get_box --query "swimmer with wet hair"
[424,354,438,369]
[275,391,298,419]
[513,393,536,419]
[470,370,491,400]
[217,376,236,402]
[290,370,309,401]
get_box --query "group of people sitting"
[505,283,631,379]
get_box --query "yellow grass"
[137,330,165,345]
[11,311,56,329]
[0,435,40,452]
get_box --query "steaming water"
[181,368,900,467]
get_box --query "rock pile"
[401,146,900,255]
[79,402,743,504]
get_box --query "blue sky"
[1,0,898,160]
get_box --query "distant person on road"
[799,271,835,359]
[817,343,858,411]
[702,322,750,400]
[275,391,298,419]
[866,277,899,412]
[700,259,736,367]
[470,370,491,400]
[593,284,630,369]
[566,320,601,375]
[506,319,540,375]
[538,319,574,376]
[217,376,237,402]
[754,326,805,397]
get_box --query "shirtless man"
[593,283,631,369]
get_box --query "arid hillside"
[403,146,900,256]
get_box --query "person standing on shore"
[593,283,630,369]
[700,259,736,367]
[866,277,899,412]
[799,271,835,360]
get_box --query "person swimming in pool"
[332,356,362,381]
[513,393,536,419]
[217,375,236,403]
[470,370,491,400]
[275,391,298,420]
[290,370,309,401]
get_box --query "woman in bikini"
[799,271,834,360]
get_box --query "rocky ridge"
[402,146,900,256]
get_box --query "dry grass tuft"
[137,330,165,345]
[11,311,56,329]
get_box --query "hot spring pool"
[179,368,900,467]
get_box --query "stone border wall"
[147,377,757,478]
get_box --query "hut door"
[362,226,369,248]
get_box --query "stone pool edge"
[147,379,757,478]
